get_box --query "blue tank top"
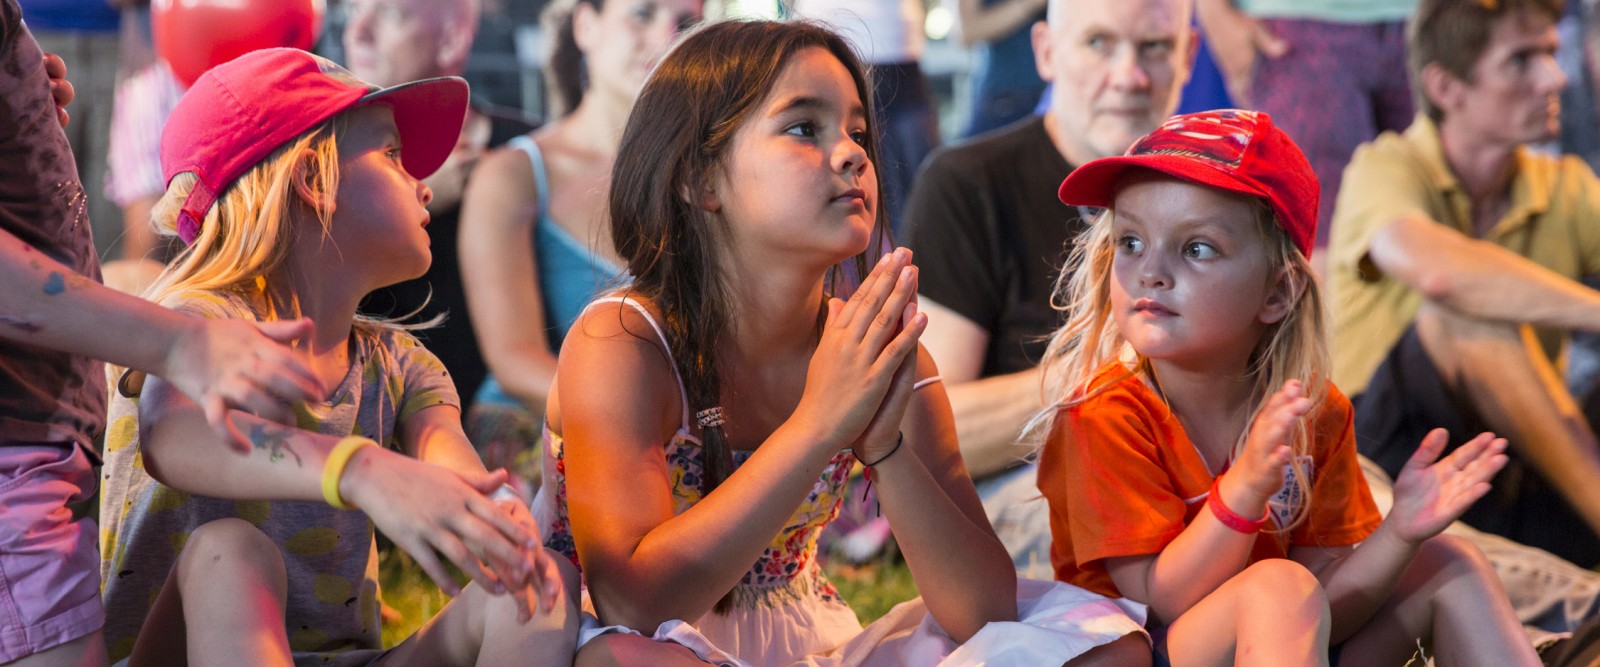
[475,135,628,407]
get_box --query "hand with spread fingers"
[162,317,327,453]
[1388,429,1509,545]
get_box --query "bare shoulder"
[551,295,682,440]
[464,139,538,211]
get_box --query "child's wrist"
[1211,475,1270,533]
[325,436,378,509]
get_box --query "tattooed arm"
[136,374,544,595]
[0,227,324,440]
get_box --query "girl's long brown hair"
[609,18,890,500]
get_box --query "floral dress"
[530,297,1148,667]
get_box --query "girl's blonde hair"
[1031,194,1328,533]
[145,117,345,318]
[142,113,433,334]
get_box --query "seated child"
[1037,109,1538,665]
[537,19,1151,667]
[99,48,577,666]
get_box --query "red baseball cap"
[1056,109,1319,258]
[161,48,469,245]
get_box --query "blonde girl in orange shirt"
[1036,110,1537,666]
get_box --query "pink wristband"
[1207,477,1269,534]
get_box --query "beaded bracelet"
[1207,476,1269,534]
[322,436,376,509]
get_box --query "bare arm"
[566,253,927,631]
[1368,213,1600,332]
[137,374,540,597]
[0,227,322,435]
[459,143,559,414]
[950,0,1048,47]
[1193,0,1286,106]
[873,348,1017,640]
[921,298,1042,478]
[1292,430,1507,642]
[1104,385,1308,624]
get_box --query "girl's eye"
[1116,235,1143,254]
[849,129,869,146]
[785,121,817,138]
[1184,242,1218,259]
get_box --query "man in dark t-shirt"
[903,0,1196,575]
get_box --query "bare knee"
[175,518,285,597]
[1236,560,1329,617]
[1412,534,1496,582]
[470,548,583,637]
[575,633,710,667]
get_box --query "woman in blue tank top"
[458,0,705,493]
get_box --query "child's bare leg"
[1337,535,1538,666]
[573,634,715,667]
[1066,633,1151,667]
[380,547,580,666]
[128,518,292,667]
[1162,560,1331,667]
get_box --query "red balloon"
[152,0,326,87]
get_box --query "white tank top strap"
[586,296,693,433]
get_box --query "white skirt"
[579,578,1149,667]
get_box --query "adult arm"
[0,227,322,436]
[950,0,1048,47]
[458,142,558,414]
[920,298,1042,477]
[1367,213,1600,332]
[1193,0,1286,106]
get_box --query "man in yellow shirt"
[1329,0,1600,566]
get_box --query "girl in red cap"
[1038,109,1536,665]
[540,19,1149,667]
[99,49,578,665]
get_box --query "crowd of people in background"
[10,0,1600,664]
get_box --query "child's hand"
[165,317,326,453]
[794,248,925,451]
[851,300,924,463]
[43,53,72,128]
[1221,381,1310,513]
[340,450,542,599]
[1388,429,1507,545]
[476,480,567,623]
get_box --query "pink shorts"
[0,441,103,661]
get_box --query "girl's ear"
[1258,264,1304,326]
[289,148,335,215]
[681,171,723,213]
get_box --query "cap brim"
[361,76,470,181]
[1057,154,1267,210]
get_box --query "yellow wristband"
[322,436,376,509]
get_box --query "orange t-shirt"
[1037,363,1382,599]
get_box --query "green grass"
[376,547,919,648]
